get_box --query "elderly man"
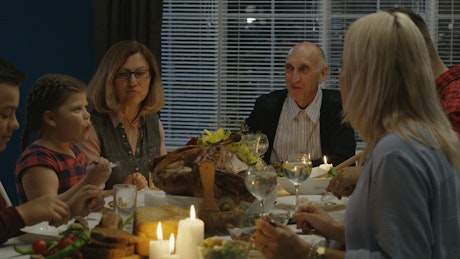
[245,42,356,167]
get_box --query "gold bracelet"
[307,244,318,259]
[315,246,326,258]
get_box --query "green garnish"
[328,167,339,177]
[122,214,134,228]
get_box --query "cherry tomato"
[43,247,57,256]
[63,232,76,241]
[32,239,47,255]
[58,237,74,249]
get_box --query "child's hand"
[86,157,112,186]
[16,194,70,227]
[67,185,105,217]
[123,172,148,190]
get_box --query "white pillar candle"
[162,234,180,259]
[150,222,169,259]
[176,205,204,259]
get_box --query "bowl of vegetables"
[197,236,251,259]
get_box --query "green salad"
[198,236,250,259]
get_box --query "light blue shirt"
[345,133,460,259]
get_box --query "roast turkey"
[149,134,255,203]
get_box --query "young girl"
[15,73,111,217]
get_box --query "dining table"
[0,187,348,259]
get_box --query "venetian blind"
[161,0,460,151]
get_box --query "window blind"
[161,0,460,151]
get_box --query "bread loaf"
[81,245,136,259]
[81,227,138,259]
[134,206,189,256]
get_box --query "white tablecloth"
[0,190,346,258]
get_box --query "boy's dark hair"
[0,57,27,85]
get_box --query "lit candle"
[319,155,333,171]
[149,222,169,259]
[176,205,204,259]
[162,234,180,259]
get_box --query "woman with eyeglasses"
[79,40,166,190]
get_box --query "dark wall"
[0,0,94,205]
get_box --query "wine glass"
[244,165,278,217]
[241,133,269,165]
[283,154,312,207]
[254,133,269,157]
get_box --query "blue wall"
[0,0,94,205]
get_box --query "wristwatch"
[315,246,326,258]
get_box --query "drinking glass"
[113,184,137,219]
[244,165,278,217]
[283,154,312,207]
[241,133,269,165]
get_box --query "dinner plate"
[278,169,332,195]
[21,222,68,238]
[274,195,348,212]
[21,212,102,238]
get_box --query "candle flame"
[169,233,175,254]
[190,205,196,220]
[323,155,328,164]
[157,222,163,241]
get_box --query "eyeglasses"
[115,68,151,80]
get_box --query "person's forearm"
[327,222,345,243]
[0,207,25,244]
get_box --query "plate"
[278,171,331,195]
[274,195,347,211]
[21,222,68,238]
[21,212,102,237]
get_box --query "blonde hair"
[342,11,460,168]
[88,40,164,114]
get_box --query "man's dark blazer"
[245,89,356,167]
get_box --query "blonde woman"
[254,11,460,259]
[79,40,166,190]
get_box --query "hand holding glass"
[244,165,278,217]
[283,154,312,207]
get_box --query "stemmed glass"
[244,165,278,217]
[283,154,312,207]
[241,133,269,165]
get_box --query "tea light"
[162,234,180,259]
[319,156,333,171]
[176,205,204,259]
[149,222,169,259]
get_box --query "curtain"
[93,0,163,68]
